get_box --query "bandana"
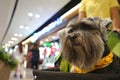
[75,51,113,73]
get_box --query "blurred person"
[26,45,33,68]
[13,47,24,78]
[78,0,120,33]
[29,43,40,69]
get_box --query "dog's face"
[59,17,112,69]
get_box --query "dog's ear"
[78,18,100,31]
[88,16,112,29]
[100,18,112,29]
[80,17,112,40]
[89,17,112,40]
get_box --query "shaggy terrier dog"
[59,17,120,73]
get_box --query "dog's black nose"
[69,35,77,41]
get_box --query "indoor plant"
[0,47,18,80]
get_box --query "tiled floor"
[9,68,34,80]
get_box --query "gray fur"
[59,17,112,70]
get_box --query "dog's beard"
[61,31,104,69]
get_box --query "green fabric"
[106,31,120,57]
[60,58,72,72]
[106,31,120,50]
[112,42,120,57]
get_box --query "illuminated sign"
[31,18,63,43]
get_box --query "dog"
[58,17,120,74]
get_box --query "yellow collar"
[75,52,113,73]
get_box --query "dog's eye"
[68,29,74,33]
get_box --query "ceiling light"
[20,25,24,29]
[11,37,17,41]
[5,43,11,47]
[18,34,23,37]
[11,38,15,40]
[35,14,40,18]
[8,41,14,44]
[25,26,29,29]
[2,45,5,48]
[28,12,33,17]
[14,33,18,37]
